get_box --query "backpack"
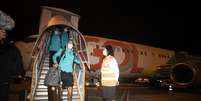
[44,48,67,86]
[44,67,61,86]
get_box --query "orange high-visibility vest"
[101,56,119,86]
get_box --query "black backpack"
[44,67,61,86]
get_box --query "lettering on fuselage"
[85,36,144,74]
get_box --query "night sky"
[1,0,200,56]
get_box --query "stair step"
[41,70,48,72]
[35,88,78,92]
[39,75,46,79]
[38,79,77,85]
[34,96,80,100]
[35,91,79,95]
[37,82,77,85]
[37,85,77,89]
[44,60,49,63]
[42,66,49,68]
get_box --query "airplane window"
[96,45,99,49]
[140,51,143,55]
[144,52,147,56]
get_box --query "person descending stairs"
[33,54,81,101]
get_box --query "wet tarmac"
[86,85,201,101]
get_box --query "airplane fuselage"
[84,35,175,78]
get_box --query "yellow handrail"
[73,53,87,101]
[71,29,90,101]
[29,32,50,101]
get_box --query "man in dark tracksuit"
[0,10,24,101]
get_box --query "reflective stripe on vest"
[101,68,117,86]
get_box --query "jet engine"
[170,60,201,87]
[153,52,201,88]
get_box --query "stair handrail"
[71,29,90,101]
[29,32,50,101]
[73,62,84,101]
[71,29,90,69]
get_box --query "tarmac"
[8,79,201,101]
[86,85,201,101]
